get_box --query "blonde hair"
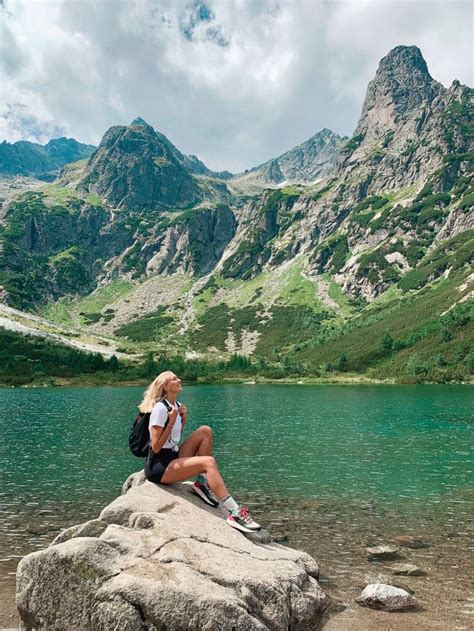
[138,371,175,413]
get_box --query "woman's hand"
[168,407,178,427]
[178,404,188,431]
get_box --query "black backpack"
[128,399,179,457]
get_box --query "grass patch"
[43,184,80,204]
[85,194,104,206]
[41,298,75,326]
[327,279,353,317]
[74,280,134,315]
[255,305,332,356]
[192,303,232,351]
[278,260,321,309]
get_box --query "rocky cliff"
[219,45,473,301]
[16,472,330,630]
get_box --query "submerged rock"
[392,535,430,549]
[365,545,403,561]
[356,583,417,611]
[390,563,426,576]
[16,471,330,630]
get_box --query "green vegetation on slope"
[191,302,333,357]
[297,271,473,383]
[0,328,120,386]
[0,328,277,386]
[0,191,103,309]
[115,307,174,342]
[398,230,473,291]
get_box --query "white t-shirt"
[149,400,182,452]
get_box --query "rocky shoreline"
[4,472,473,629]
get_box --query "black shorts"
[145,448,180,484]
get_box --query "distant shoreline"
[1,376,472,388]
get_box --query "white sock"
[222,495,240,514]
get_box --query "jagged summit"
[372,45,443,106]
[78,121,203,209]
[355,45,444,141]
[130,116,153,127]
[378,45,432,79]
[76,118,234,209]
[236,127,343,187]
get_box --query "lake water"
[1,384,473,627]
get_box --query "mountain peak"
[309,128,339,142]
[78,121,203,209]
[0,136,95,178]
[130,117,152,128]
[354,44,444,141]
[239,127,342,186]
[378,45,431,77]
[367,45,443,107]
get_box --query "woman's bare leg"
[160,455,229,499]
[179,425,213,458]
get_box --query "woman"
[140,371,261,533]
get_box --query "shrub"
[343,134,364,155]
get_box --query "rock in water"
[392,535,430,549]
[16,472,330,630]
[356,583,417,611]
[365,545,403,561]
[390,563,426,576]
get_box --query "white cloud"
[0,0,472,172]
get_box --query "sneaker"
[191,481,219,507]
[226,507,261,532]
[205,485,220,506]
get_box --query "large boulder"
[16,472,330,630]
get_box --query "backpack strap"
[160,398,180,427]
[161,399,180,410]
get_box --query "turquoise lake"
[1,384,473,623]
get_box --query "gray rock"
[392,535,430,549]
[390,563,426,576]
[356,583,417,611]
[121,469,146,494]
[17,474,330,630]
[51,518,109,546]
[365,545,403,561]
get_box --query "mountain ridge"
[0,137,96,180]
[0,44,472,383]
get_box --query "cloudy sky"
[1,0,472,172]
